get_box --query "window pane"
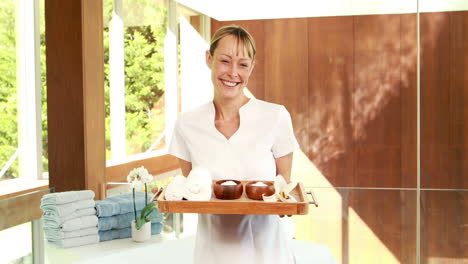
[104,0,168,161]
[40,0,48,179]
[0,0,18,181]
[0,0,46,182]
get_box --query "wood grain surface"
[157,181,310,215]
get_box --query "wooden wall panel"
[264,19,309,153]
[449,12,468,189]
[46,0,106,199]
[307,16,355,186]
[420,11,468,264]
[353,15,403,188]
[347,190,416,264]
[421,12,468,189]
[421,13,452,189]
[212,11,467,263]
[401,14,418,188]
[421,191,468,262]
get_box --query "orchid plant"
[262,175,298,203]
[127,166,160,230]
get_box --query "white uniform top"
[169,98,299,264]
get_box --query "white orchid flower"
[127,166,153,189]
[262,175,297,203]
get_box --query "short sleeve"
[271,106,300,158]
[168,119,191,162]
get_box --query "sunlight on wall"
[428,258,468,264]
[291,149,402,263]
[349,209,400,263]
[244,87,401,263]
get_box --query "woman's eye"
[241,64,249,68]
[221,60,229,63]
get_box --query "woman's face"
[206,35,255,101]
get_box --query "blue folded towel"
[95,192,150,217]
[97,209,162,231]
[98,223,163,241]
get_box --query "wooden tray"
[157,181,314,215]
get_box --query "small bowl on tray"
[245,181,275,200]
[213,180,243,200]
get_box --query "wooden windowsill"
[0,179,50,201]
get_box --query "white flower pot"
[131,220,151,242]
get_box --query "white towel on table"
[49,234,99,248]
[61,215,98,231]
[44,227,98,241]
[44,215,98,231]
[184,167,212,201]
[41,199,95,217]
[43,207,96,225]
[164,175,187,201]
[41,190,95,205]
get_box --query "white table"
[45,234,336,264]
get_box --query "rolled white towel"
[41,190,95,205]
[184,167,212,201]
[165,175,187,201]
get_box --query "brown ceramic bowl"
[246,181,275,200]
[213,180,243,200]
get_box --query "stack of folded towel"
[95,192,163,241]
[40,190,99,248]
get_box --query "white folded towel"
[184,167,212,201]
[43,207,96,225]
[41,199,95,217]
[49,234,100,248]
[44,227,98,241]
[43,215,98,231]
[164,175,187,201]
[41,190,95,205]
[60,215,98,231]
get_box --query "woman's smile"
[220,79,240,88]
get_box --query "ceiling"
[175,0,468,21]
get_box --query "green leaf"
[139,202,156,219]
[135,218,147,230]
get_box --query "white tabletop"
[45,234,336,264]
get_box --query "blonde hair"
[209,25,256,61]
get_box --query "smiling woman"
[169,25,300,264]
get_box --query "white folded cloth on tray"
[41,190,95,205]
[164,167,212,201]
[164,175,187,201]
[184,167,212,201]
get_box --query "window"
[0,0,47,185]
[104,0,170,164]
